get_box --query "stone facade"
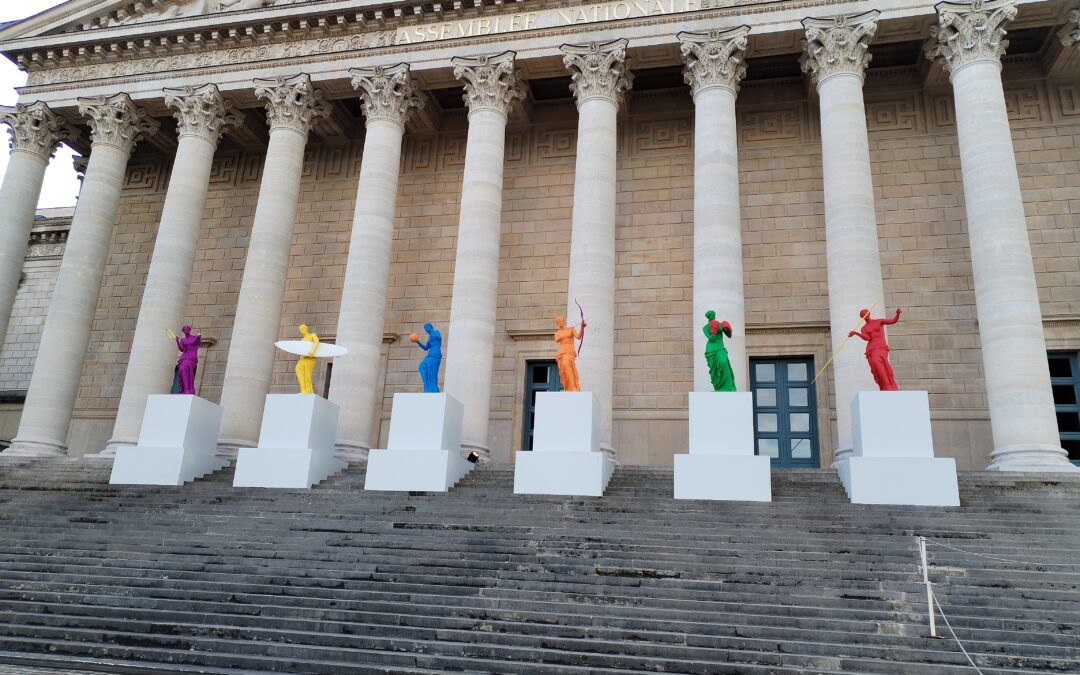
[0,0,1078,470]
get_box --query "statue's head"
[181,324,191,335]
[859,309,870,320]
[299,324,309,335]
[423,322,434,333]
[705,310,716,321]
[555,315,566,328]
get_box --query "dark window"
[522,361,562,451]
[1049,353,1080,465]
[750,357,820,468]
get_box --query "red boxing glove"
[721,320,732,337]
[709,319,720,335]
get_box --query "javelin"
[811,298,879,385]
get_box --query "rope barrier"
[931,589,984,674]
[925,538,1080,568]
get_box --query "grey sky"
[0,1,81,209]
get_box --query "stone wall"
[47,65,1080,466]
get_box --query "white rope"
[931,588,984,674]
[925,538,1080,568]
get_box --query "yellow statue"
[295,324,319,394]
[554,315,585,392]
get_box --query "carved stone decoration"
[163,84,244,143]
[113,0,290,26]
[452,51,527,119]
[801,11,880,86]
[253,73,330,135]
[72,155,88,178]
[77,93,160,153]
[926,0,1017,73]
[0,102,77,160]
[678,26,751,97]
[1058,8,1080,47]
[561,39,633,108]
[349,63,425,128]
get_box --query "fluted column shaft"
[6,95,157,456]
[443,52,524,460]
[330,64,423,456]
[802,12,885,462]
[106,86,240,453]
[218,75,328,451]
[930,0,1074,471]
[0,104,73,352]
[680,28,750,392]
[562,39,632,453]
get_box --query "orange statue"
[554,315,586,392]
[295,324,320,394]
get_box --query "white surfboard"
[275,340,348,358]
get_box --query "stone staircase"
[0,457,1077,673]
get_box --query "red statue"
[848,308,902,391]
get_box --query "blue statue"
[409,322,443,393]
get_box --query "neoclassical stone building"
[0,0,1078,471]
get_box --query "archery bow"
[574,298,586,356]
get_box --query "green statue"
[703,310,736,392]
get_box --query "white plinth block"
[514,392,613,496]
[674,454,772,501]
[233,394,346,488]
[110,395,229,486]
[839,390,959,506]
[365,393,474,492]
[852,390,934,458]
[688,392,754,455]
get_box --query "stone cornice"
[926,0,1017,76]
[800,10,879,87]
[453,51,526,119]
[678,25,750,97]
[78,93,159,153]
[163,83,244,143]
[0,101,77,160]
[349,63,424,127]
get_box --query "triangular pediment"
[0,0,316,42]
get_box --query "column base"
[334,440,370,463]
[215,439,254,460]
[2,438,67,458]
[90,437,137,459]
[830,444,854,468]
[987,444,1080,472]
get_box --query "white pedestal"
[674,392,771,501]
[233,394,346,488]
[514,392,614,496]
[110,395,229,486]
[365,393,474,492]
[837,391,959,506]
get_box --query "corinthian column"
[6,94,158,457]
[441,51,525,461]
[104,85,242,454]
[679,27,750,393]
[218,74,329,452]
[329,64,423,457]
[0,102,75,352]
[561,39,632,454]
[801,11,886,463]
[928,0,1075,471]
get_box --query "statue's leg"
[179,362,195,395]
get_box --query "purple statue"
[171,325,201,395]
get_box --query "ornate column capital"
[253,73,331,136]
[801,10,880,87]
[78,93,159,154]
[349,63,425,128]
[452,51,526,120]
[0,101,77,160]
[926,0,1017,75]
[1061,9,1080,48]
[163,84,244,144]
[678,26,751,97]
[561,39,633,108]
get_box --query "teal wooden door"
[750,358,820,468]
[522,361,562,451]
